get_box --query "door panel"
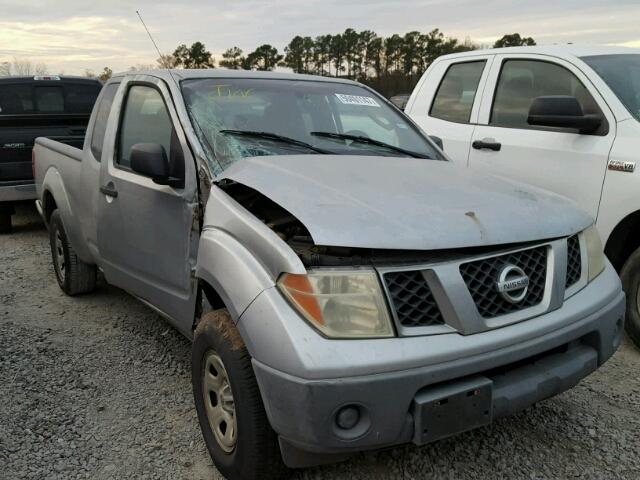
[470,54,615,218]
[97,78,198,334]
[408,55,493,165]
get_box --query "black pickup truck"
[0,76,102,232]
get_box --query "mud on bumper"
[252,291,625,468]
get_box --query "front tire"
[49,210,97,295]
[620,247,640,348]
[192,310,286,480]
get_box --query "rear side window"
[90,83,119,161]
[430,61,486,123]
[490,59,603,130]
[117,85,173,169]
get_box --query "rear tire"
[0,212,11,234]
[192,310,287,480]
[49,210,97,295]
[620,247,640,348]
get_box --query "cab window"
[117,85,173,169]
[490,59,603,131]
[90,83,119,162]
[430,61,486,123]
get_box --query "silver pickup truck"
[34,70,625,480]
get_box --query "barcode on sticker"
[335,94,380,107]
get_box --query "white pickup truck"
[34,69,624,479]
[406,45,640,347]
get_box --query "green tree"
[384,34,404,73]
[330,34,345,76]
[342,28,360,78]
[493,33,536,48]
[284,36,305,72]
[314,35,332,75]
[173,42,215,68]
[402,31,423,76]
[357,30,377,80]
[365,36,384,79]
[302,36,316,74]
[220,47,245,69]
[245,44,283,71]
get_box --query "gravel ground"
[1,203,639,480]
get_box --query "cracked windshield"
[182,78,441,174]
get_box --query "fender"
[196,227,277,322]
[196,185,306,322]
[41,166,94,263]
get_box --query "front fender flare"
[196,227,276,322]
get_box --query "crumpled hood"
[218,155,593,250]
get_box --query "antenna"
[135,10,179,85]
[135,10,223,174]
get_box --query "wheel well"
[194,279,227,329]
[604,210,640,272]
[42,190,57,223]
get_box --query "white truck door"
[406,55,494,164]
[468,54,616,218]
[96,77,199,335]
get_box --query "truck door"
[468,54,616,218]
[406,55,494,164]
[97,77,199,336]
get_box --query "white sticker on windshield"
[335,93,381,107]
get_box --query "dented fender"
[196,186,305,321]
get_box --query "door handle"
[100,183,118,198]
[472,139,502,151]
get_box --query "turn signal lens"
[278,270,394,339]
[584,225,605,282]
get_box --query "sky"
[0,0,639,75]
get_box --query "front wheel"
[620,247,640,348]
[49,210,97,295]
[192,310,286,480]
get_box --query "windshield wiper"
[310,131,431,159]
[219,130,332,154]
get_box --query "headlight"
[278,270,395,338]
[584,225,605,282]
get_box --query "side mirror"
[130,143,181,187]
[429,135,444,151]
[527,96,602,134]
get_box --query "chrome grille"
[459,246,547,318]
[383,271,444,328]
[565,235,582,288]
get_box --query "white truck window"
[430,61,486,124]
[117,85,173,169]
[491,59,602,130]
[582,54,640,122]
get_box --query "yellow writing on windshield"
[209,85,254,98]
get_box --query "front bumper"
[242,264,624,467]
[0,180,36,203]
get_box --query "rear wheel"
[192,310,286,480]
[49,210,97,295]
[620,247,640,348]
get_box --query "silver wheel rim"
[202,350,237,453]
[53,230,65,280]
